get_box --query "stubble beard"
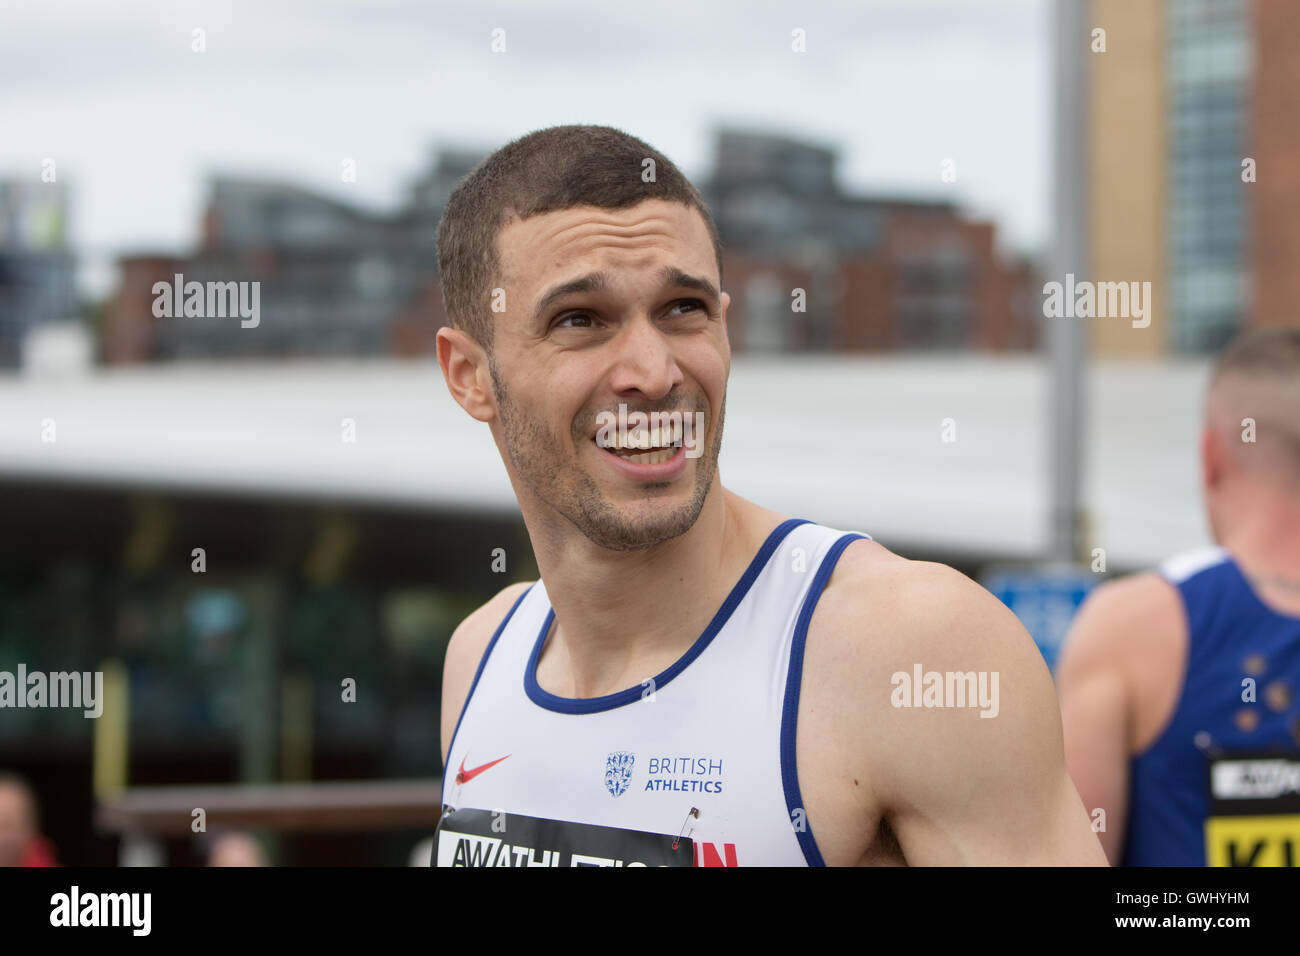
[490,358,724,552]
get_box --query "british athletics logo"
[643,756,724,793]
[604,751,635,797]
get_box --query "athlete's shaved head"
[1205,327,1300,488]
[436,125,723,354]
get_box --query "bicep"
[440,637,470,768]
[440,642,470,768]
[875,578,1107,864]
[886,697,1108,865]
[1058,665,1129,863]
[1054,590,1142,864]
[439,582,533,767]
[889,709,1110,864]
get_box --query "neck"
[1220,489,1300,577]
[1218,488,1300,611]
[523,483,765,699]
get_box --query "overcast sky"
[0,0,1050,298]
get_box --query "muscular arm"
[818,551,1108,865]
[1055,573,1184,864]
[440,581,534,768]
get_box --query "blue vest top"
[1122,548,1300,866]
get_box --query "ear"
[437,325,496,422]
[719,289,732,354]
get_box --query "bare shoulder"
[440,580,534,766]
[1057,572,1184,681]
[1056,571,1186,751]
[805,542,1064,797]
[801,539,1106,863]
[810,538,1048,682]
[804,537,1059,760]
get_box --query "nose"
[607,313,683,402]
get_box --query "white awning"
[0,355,1213,569]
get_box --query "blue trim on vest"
[441,583,534,807]
[523,517,813,715]
[781,532,868,867]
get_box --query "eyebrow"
[658,266,720,305]
[530,265,720,325]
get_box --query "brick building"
[102,130,1036,362]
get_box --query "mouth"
[593,418,684,463]
[591,417,692,477]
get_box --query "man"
[433,124,1105,866]
[1059,328,1300,866]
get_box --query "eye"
[553,312,596,329]
[669,299,707,316]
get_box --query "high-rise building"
[1087,0,1294,357]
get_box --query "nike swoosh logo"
[456,754,510,785]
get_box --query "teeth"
[618,448,675,465]
[594,419,684,450]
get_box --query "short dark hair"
[435,125,723,351]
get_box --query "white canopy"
[0,355,1213,569]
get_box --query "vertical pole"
[1049,0,1091,563]
[241,578,280,863]
[280,673,312,783]
[92,658,129,801]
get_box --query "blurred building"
[103,151,485,364]
[103,167,457,363]
[704,130,1039,352]
[1088,0,1298,357]
[102,131,1035,363]
[0,181,78,369]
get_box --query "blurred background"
[0,0,1293,865]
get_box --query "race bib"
[1204,752,1300,866]
[435,806,694,867]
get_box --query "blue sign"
[983,568,1097,674]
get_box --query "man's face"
[487,199,730,551]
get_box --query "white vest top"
[436,518,870,867]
